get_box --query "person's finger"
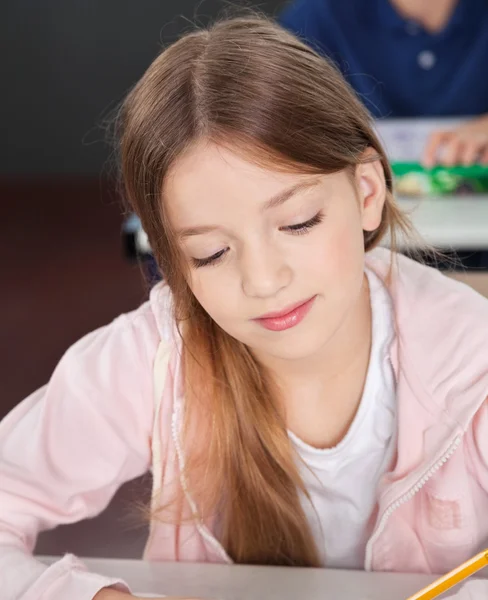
[439,136,464,166]
[460,139,484,166]
[479,147,488,165]
[423,131,450,168]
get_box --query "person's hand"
[93,588,201,600]
[422,114,488,168]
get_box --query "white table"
[396,195,488,250]
[39,556,439,599]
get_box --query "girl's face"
[165,141,385,363]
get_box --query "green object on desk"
[391,162,488,196]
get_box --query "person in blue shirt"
[279,0,488,168]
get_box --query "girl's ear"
[356,152,387,233]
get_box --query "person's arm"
[437,399,488,599]
[423,114,488,168]
[0,303,161,600]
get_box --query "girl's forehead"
[164,141,333,218]
[168,142,306,190]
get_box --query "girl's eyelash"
[192,248,227,269]
[282,211,324,234]
[191,211,324,268]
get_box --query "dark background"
[1,1,284,558]
[2,1,284,176]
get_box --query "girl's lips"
[254,296,317,331]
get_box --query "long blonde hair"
[118,15,411,567]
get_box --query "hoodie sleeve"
[454,399,488,599]
[0,301,162,600]
[468,398,488,493]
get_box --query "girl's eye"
[191,211,324,268]
[192,248,228,268]
[281,211,324,235]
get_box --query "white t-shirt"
[289,269,397,569]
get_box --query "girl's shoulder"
[146,281,178,344]
[368,246,488,369]
[103,281,177,355]
[368,248,488,315]
[51,282,177,400]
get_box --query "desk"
[39,556,438,599]
[397,196,488,250]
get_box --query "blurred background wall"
[2,1,283,176]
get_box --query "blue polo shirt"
[279,0,488,118]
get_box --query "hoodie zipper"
[364,434,462,571]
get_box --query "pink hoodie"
[1,249,487,600]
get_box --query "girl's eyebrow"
[262,177,321,211]
[178,223,222,240]
[177,176,321,240]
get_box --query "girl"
[1,16,487,600]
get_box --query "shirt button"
[405,20,420,35]
[417,50,436,69]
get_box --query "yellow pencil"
[406,549,488,600]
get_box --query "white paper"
[374,117,469,162]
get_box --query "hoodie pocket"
[418,472,477,574]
